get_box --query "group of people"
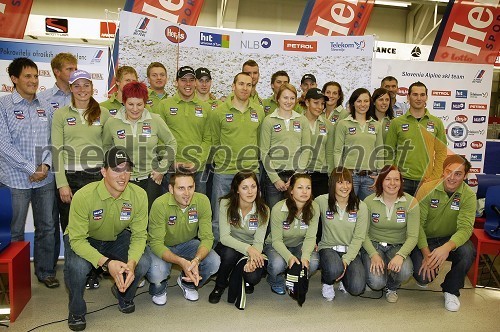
[0,54,476,331]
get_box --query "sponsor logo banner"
[0,0,34,39]
[432,90,451,96]
[100,21,117,38]
[470,154,483,162]
[433,101,446,110]
[451,102,465,110]
[429,0,500,64]
[297,0,374,36]
[455,90,467,98]
[472,115,487,123]
[468,103,487,110]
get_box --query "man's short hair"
[116,66,138,82]
[271,70,289,84]
[233,72,251,84]
[242,59,258,70]
[443,154,471,174]
[408,81,428,95]
[169,172,195,186]
[146,62,166,77]
[381,76,398,86]
[8,58,38,87]
[50,53,77,72]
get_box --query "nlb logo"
[200,32,230,48]
[433,101,446,110]
[397,87,408,96]
[468,178,478,187]
[469,168,481,173]
[241,37,272,50]
[455,90,467,98]
[451,102,465,110]
[471,141,484,149]
[469,104,487,110]
[432,90,451,96]
[455,115,468,123]
[473,116,486,123]
[165,26,187,43]
[454,141,467,149]
[470,154,483,162]
[285,40,317,52]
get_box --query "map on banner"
[372,59,492,189]
[118,11,374,100]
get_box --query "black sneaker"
[111,285,136,313]
[85,273,100,290]
[208,286,225,304]
[245,283,254,294]
[68,313,86,331]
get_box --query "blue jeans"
[10,182,57,280]
[410,237,475,296]
[261,170,291,210]
[211,173,235,244]
[319,248,366,295]
[352,173,375,200]
[146,239,220,295]
[361,242,413,291]
[264,244,319,288]
[63,231,150,316]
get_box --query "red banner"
[124,0,205,25]
[0,0,33,39]
[297,0,374,36]
[429,0,500,65]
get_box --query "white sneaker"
[385,289,399,303]
[338,281,347,294]
[138,279,146,288]
[177,275,199,301]
[322,283,335,301]
[152,291,167,305]
[444,292,460,312]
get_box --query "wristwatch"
[101,258,113,272]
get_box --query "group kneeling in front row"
[64,150,475,331]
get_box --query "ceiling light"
[375,0,412,7]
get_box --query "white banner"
[0,38,109,102]
[372,59,492,189]
[374,40,432,61]
[118,10,374,98]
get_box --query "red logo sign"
[469,104,487,110]
[431,90,452,96]
[397,87,408,96]
[45,18,68,33]
[469,167,481,173]
[100,22,117,38]
[165,26,187,43]
[468,178,478,187]
[455,115,468,123]
[471,141,484,149]
[284,40,318,52]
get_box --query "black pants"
[214,243,266,290]
[130,177,163,212]
[57,169,102,232]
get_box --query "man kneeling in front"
[146,172,220,305]
[64,147,150,330]
[411,154,476,312]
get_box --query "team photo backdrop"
[372,59,492,189]
[118,10,374,99]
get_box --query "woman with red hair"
[103,81,177,210]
